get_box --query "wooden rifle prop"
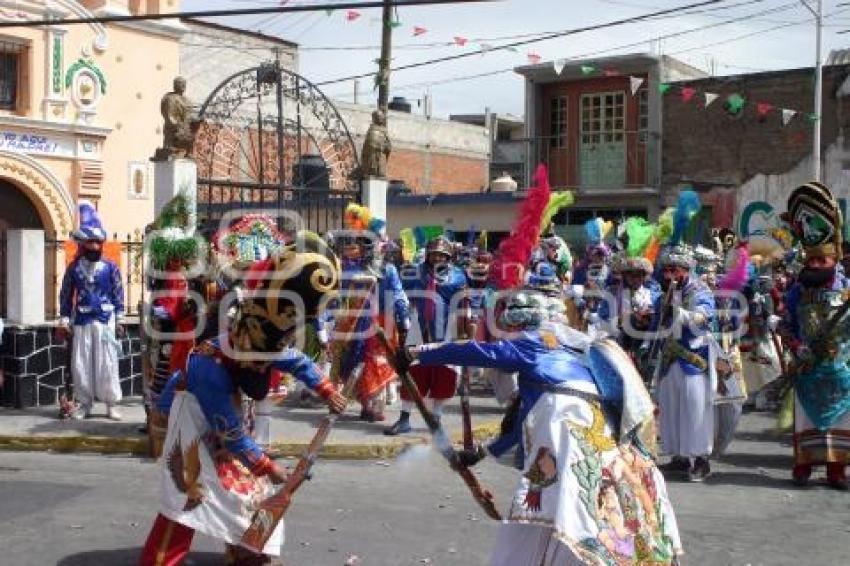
[775,298,850,399]
[458,294,475,450]
[646,280,678,385]
[376,328,502,521]
[241,274,377,552]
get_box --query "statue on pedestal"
[153,77,195,161]
[360,110,391,179]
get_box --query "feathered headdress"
[399,227,417,263]
[344,203,372,231]
[539,191,575,234]
[719,243,750,292]
[621,217,655,273]
[658,189,701,268]
[670,189,701,246]
[584,217,613,257]
[72,200,107,242]
[489,164,551,290]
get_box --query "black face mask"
[798,266,834,288]
[83,249,102,262]
[661,275,687,292]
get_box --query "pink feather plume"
[489,164,551,290]
[719,242,750,292]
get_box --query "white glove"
[767,315,781,331]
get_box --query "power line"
[325,0,817,98]
[312,0,728,87]
[0,0,496,28]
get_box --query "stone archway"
[0,151,75,236]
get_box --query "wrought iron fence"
[44,233,145,320]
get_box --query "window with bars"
[638,88,649,142]
[581,92,625,145]
[0,39,28,114]
[549,95,568,149]
[0,49,19,110]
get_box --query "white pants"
[658,363,713,457]
[71,320,122,407]
[490,524,583,566]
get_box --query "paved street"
[1,410,849,566]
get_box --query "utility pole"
[377,0,393,115]
[801,0,823,181]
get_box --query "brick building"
[514,54,705,245]
[663,62,850,238]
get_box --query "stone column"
[361,177,388,222]
[5,229,45,325]
[153,158,198,227]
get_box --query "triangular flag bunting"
[454,36,468,46]
[658,83,671,95]
[580,65,596,75]
[413,26,427,36]
[527,52,541,65]
[480,43,493,54]
[756,102,774,117]
[680,87,696,103]
[603,68,619,77]
[781,108,797,126]
[506,46,518,53]
[325,9,334,16]
[704,92,719,107]
[390,19,403,29]
[808,113,820,122]
[553,59,566,75]
[346,10,361,21]
[726,93,745,114]
[629,76,644,95]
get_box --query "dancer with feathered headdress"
[651,189,719,482]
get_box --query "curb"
[0,420,501,460]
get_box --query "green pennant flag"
[726,93,745,114]
[325,9,334,16]
[808,113,820,122]
[581,65,596,75]
[658,83,671,94]
[390,20,403,29]
[506,46,518,53]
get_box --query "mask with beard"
[587,263,609,286]
[83,249,102,262]
[797,266,835,288]
[661,274,687,292]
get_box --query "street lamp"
[801,0,823,182]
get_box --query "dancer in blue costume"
[783,182,850,490]
[58,201,125,420]
[397,289,682,565]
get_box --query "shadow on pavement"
[716,452,794,470]
[57,549,221,566]
[703,471,794,489]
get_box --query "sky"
[182,0,850,118]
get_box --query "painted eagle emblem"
[167,434,205,511]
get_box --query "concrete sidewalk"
[0,390,505,459]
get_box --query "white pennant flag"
[704,92,719,107]
[629,76,644,96]
[782,108,797,126]
[553,59,566,75]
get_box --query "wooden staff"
[377,329,502,521]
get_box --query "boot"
[687,457,711,482]
[659,456,690,474]
[826,463,848,491]
[384,411,411,436]
[792,464,812,487]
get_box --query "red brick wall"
[387,148,488,194]
[662,65,850,190]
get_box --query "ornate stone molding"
[0,150,75,235]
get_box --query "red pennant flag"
[413,26,427,36]
[346,10,361,21]
[680,87,696,103]
[756,102,774,117]
[603,68,620,77]
[453,36,468,46]
[527,52,542,64]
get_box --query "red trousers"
[139,514,194,566]
[139,514,273,565]
[400,364,458,401]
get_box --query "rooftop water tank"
[490,172,518,193]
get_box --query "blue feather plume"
[584,218,602,245]
[670,189,701,245]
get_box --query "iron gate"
[192,61,361,235]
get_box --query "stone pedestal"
[361,177,388,221]
[153,158,198,224]
[5,230,45,325]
